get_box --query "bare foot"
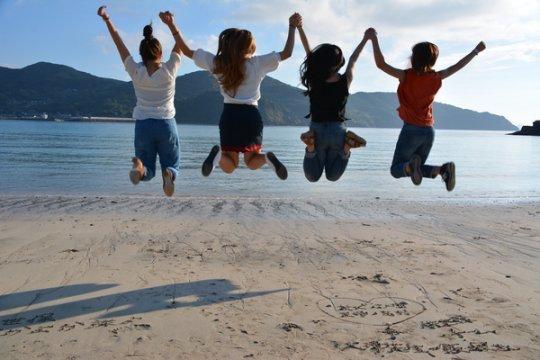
[162,168,175,197]
[301,130,315,152]
[129,157,145,185]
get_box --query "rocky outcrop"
[509,120,540,136]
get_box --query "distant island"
[0,62,518,131]
[509,120,540,136]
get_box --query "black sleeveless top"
[307,73,349,123]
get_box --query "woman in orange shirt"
[365,28,485,191]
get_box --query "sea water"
[0,120,538,202]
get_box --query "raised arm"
[159,11,193,58]
[365,28,405,81]
[297,19,311,54]
[344,34,369,87]
[97,6,130,62]
[438,42,486,80]
[280,13,300,60]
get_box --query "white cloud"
[223,0,540,67]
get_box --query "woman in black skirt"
[170,13,302,180]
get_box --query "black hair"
[300,43,345,95]
[139,24,162,65]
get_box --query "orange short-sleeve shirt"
[397,70,442,127]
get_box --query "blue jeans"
[134,118,180,181]
[390,124,438,178]
[303,122,350,182]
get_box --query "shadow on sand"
[0,279,286,329]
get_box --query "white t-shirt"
[193,49,281,105]
[124,52,181,120]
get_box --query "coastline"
[0,195,538,359]
[0,116,134,123]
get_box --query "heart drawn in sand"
[317,296,426,326]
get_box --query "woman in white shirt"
[170,13,303,180]
[97,7,182,196]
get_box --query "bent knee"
[244,159,259,170]
[390,167,401,179]
[325,173,342,182]
[221,166,236,174]
[305,172,322,182]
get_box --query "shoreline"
[0,118,518,131]
[0,116,134,123]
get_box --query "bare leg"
[244,151,266,170]
[219,151,239,174]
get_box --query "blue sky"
[0,0,539,126]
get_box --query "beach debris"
[372,274,390,284]
[86,319,115,329]
[449,328,496,339]
[29,325,54,334]
[278,322,303,332]
[1,329,22,336]
[329,339,519,355]
[2,317,25,326]
[343,273,390,284]
[27,312,55,324]
[58,323,76,332]
[382,326,401,340]
[449,288,470,298]
[61,248,79,253]
[468,341,489,352]
[134,323,151,330]
[421,315,472,329]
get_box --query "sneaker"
[129,157,144,185]
[162,168,175,197]
[441,162,456,192]
[266,152,288,180]
[202,145,220,177]
[409,154,422,186]
[345,131,367,148]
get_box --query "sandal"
[300,130,315,146]
[345,131,367,148]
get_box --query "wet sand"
[0,195,538,359]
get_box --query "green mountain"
[0,62,517,130]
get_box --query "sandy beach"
[0,195,538,359]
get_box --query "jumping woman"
[297,21,367,182]
[165,13,303,180]
[365,28,485,191]
[97,6,183,196]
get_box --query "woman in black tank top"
[297,23,369,182]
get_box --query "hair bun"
[143,24,153,40]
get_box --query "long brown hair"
[213,28,256,96]
[411,42,439,73]
[140,24,162,65]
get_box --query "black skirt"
[219,104,263,153]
